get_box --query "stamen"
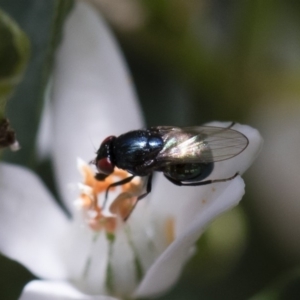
[77,158,144,232]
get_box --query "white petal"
[59,228,109,294]
[51,1,143,213]
[177,122,262,232]
[149,122,262,235]
[134,177,245,298]
[134,123,262,297]
[0,163,71,279]
[19,280,119,300]
[36,82,53,160]
[110,227,139,297]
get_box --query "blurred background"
[1,0,300,299]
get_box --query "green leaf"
[0,8,30,118]
[1,0,73,166]
[0,8,30,151]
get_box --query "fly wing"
[154,126,249,164]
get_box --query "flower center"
[76,158,144,233]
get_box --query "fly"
[93,123,249,220]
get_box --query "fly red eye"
[96,157,114,175]
[101,135,115,146]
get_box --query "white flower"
[0,1,263,299]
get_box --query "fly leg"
[103,175,135,208]
[94,173,109,181]
[164,172,239,186]
[227,121,235,129]
[124,174,153,221]
[136,173,153,202]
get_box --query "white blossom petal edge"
[0,163,71,280]
[134,122,262,297]
[19,280,119,300]
[135,176,244,297]
[50,0,143,215]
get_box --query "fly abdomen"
[163,162,214,182]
